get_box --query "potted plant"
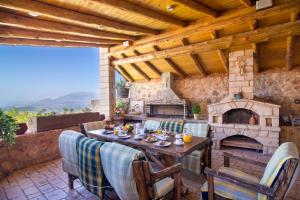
[0,109,17,146]
[115,100,126,116]
[192,104,201,120]
[116,80,129,98]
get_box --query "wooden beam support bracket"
[210,31,228,73]
[249,20,259,73]
[133,50,161,76]
[286,11,298,70]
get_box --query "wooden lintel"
[210,31,228,72]
[249,20,259,73]
[0,27,123,44]
[181,38,206,76]
[112,20,300,65]
[91,0,187,27]
[115,65,134,82]
[110,1,300,55]
[153,45,186,78]
[133,50,161,76]
[0,37,109,48]
[121,53,151,81]
[0,0,158,35]
[173,0,218,17]
[0,11,136,41]
[239,0,252,7]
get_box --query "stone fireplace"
[208,50,280,154]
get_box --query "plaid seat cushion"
[181,150,203,175]
[201,167,259,200]
[144,120,161,131]
[160,120,184,134]
[259,142,299,200]
[76,137,109,198]
[183,123,209,137]
[58,130,84,177]
[100,142,145,200]
[153,177,174,199]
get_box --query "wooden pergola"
[0,0,299,81]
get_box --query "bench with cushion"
[144,119,161,131]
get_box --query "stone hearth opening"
[221,135,263,153]
[223,108,259,124]
[146,104,187,118]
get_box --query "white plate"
[154,141,171,147]
[133,135,144,140]
[118,135,131,139]
[88,129,106,135]
[174,141,184,146]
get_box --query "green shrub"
[192,104,201,114]
[0,109,17,145]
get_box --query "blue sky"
[0,45,119,106]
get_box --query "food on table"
[156,129,162,134]
[113,128,119,135]
[123,123,134,132]
[145,136,157,143]
[159,141,166,145]
[183,134,193,143]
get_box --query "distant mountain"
[30,92,98,111]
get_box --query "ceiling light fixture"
[166,4,177,12]
[28,12,39,17]
[97,26,104,30]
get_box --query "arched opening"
[221,135,263,152]
[222,108,259,125]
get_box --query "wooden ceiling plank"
[133,50,161,76]
[249,20,259,73]
[210,31,228,72]
[239,0,252,7]
[115,65,134,82]
[0,37,109,48]
[0,11,136,41]
[0,0,158,35]
[181,38,206,76]
[0,27,123,44]
[153,45,186,78]
[121,53,150,81]
[286,12,298,70]
[173,0,218,17]
[112,20,300,65]
[110,1,300,55]
[92,0,187,27]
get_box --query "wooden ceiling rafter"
[0,27,123,44]
[181,38,207,76]
[112,20,300,65]
[173,0,218,17]
[0,0,158,35]
[91,0,187,27]
[133,50,161,77]
[239,0,252,7]
[153,45,186,78]
[210,31,228,73]
[286,11,298,70]
[0,37,109,48]
[0,11,136,41]
[121,53,151,81]
[249,20,259,73]
[115,65,134,82]
[110,1,300,55]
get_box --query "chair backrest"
[58,130,84,177]
[183,123,210,137]
[100,142,145,200]
[81,120,106,135]
[144,120,161,131]
[259,142,299,200]
[160,120,184,133]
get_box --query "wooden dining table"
[87,129,212,169]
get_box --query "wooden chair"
[202,142,299,200]
[80,120,107,136]
[133,160,182,200]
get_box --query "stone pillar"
[98,48,115,120]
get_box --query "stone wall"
[129,69,300,117]
[0,127,80,179]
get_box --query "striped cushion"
[259,142,299,200]
[101,142,145,200]
[201,167,259,200]
[153,177,174,199]
[82,121,106,132]
[183,123,209,137]
[76,137,109,198]
[160,120,184,134]
[144,120,161,131]
[58,130,84,177]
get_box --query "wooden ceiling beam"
[181,38,206,76]
[0,11,136,41]
[121,53,150,81]
[239,0,252,7]
[115,65,134,82]
[286,12,298,70]
[0,27,123,44]
[249,20,259,73]
[153,45,186,78]
[0,0,158,35]
[112,20,300,65]
[92,0,187,27]
[210,31,228,73]
[0,37,109,48]
[110,1,300,55]
[133,50,161,76]
[173,0,218,17]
